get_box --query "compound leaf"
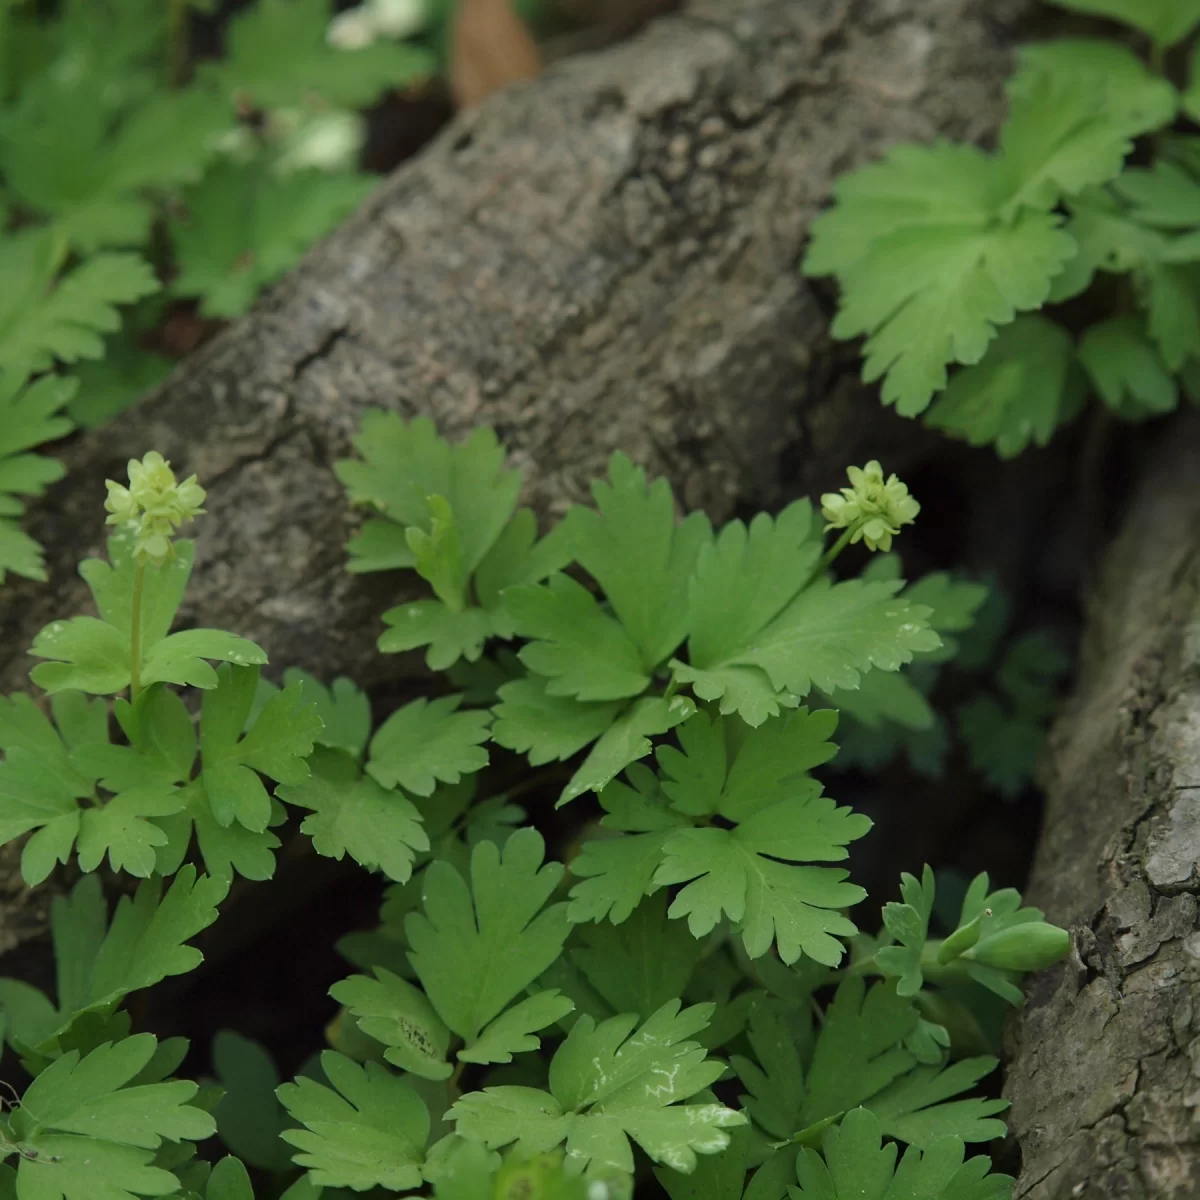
[278,1052,431,1192]
[280,747,429,883]
[367,694,490,797]
[561,453,713,669]
[925,315,1081,457]
[673,577,939,727]
[1042,0,1200,49]
[450,1001,745,1176]
[792,1108,1013,1200]
[406,829,571,1058]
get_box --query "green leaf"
[31,534,266,696]
[1,82,227,252]
[654,1124,756,1200]
[380,601,504,673]
[1142,262,1200,372]
[68,336,173,429]
[659,708,840,821]
[0,371,74,583]
[791,1108,1013,1200]
[406,829,571,1058]
[1011,40,1178,137]
[1048,189,1169,303]
[567,713,869,967]
[655,811,868,966]
[673,577,939,727]
[491,676,621,767]
[76,784,184,876]
[561,453,713,669]
[337,414,520,585]
[0,230,160,378]
[157,780,283,882]
[798,977,914,1130]
[460,991,576,1065]
[570,893,702,1020]
[52,869,228,1038]
[821,668,935,737]
[450,1001,746,1176]
[0,692,196,885]
[367,694,490,797]
[797,977,1008,1145]
[277,1052,431,1192]
[735,999,816,1145]
[862,1057,1009,1146]
[200,665,321,832]
[205,1157,255,1200]
[281,747,429,883]
[1078,315,1177,419]
[169,159,373,318]
[1113,161,1200,229]
[924,316,1081,458]
[804,142,998,281]
[7,1034,214,1197]
[330,968,452,1081]
[504,575,651,701]
[201,0,435,110]
[567,765,689,925]
[282,670,371,761]
[1043,0,1200,48]
[875,866,936,997]
[211,1032,294,1172]
[682,501,822,674]
[995,70,1134,216]
[559,695,696,805]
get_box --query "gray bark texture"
[1005,414,1200,1200]
[0,0,1029,706]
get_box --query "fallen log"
[1006,413,1200,1199]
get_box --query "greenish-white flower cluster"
[104,452,206,565]
[821,460,919,552]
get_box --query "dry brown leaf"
[450,0,542,111]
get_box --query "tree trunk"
[0,0,1030,702]
[1005,413,1200,1199]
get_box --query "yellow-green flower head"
[104,451,207,565]
[820,460,919,553]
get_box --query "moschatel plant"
[805,0,1200,458]
[0,422,1069,1200]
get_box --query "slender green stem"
[129,558,146,702]
[812,526,854,582]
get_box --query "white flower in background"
[327,0,428,49]
[367,0,427,38]
[327,5,377,48]
[212,124,257,162]
[274,110,364,174]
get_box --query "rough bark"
[0,0,1032,701]
[1005,413,1200,1199]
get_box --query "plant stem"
[813,527,854,582]
[129,558,146,702]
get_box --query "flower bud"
[821,460,920,552]
[104,451,206,566]
[964,922,1070,972]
